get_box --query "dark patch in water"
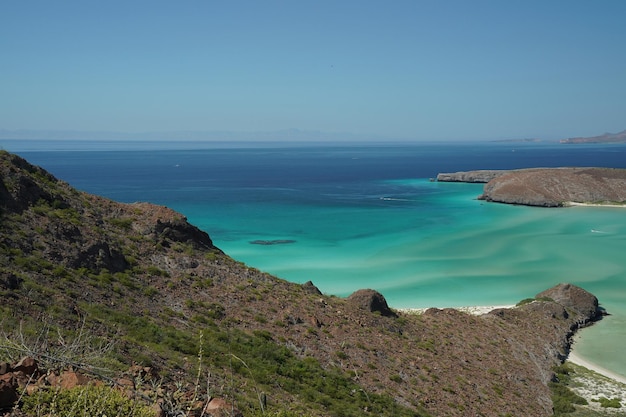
[250,239,296,245]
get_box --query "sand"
[400,305,514,316]
[568,351,626,385]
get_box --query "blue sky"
[2,1,626,141]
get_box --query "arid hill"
[0,150,606,416]
[560,130,626,144]
[438,167,626,207]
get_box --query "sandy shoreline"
[566,201,626,208]
[567,351,626,384]
[399,305,514,316]
[400,305,626,385]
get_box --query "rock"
[47,370,90,390]
[155,219,219,251]
[437,170,507,183]
[347,289,398,318]
[11,356,38,377]
[0,362,10,375]
[0,273,22,290]
[536,283,601,323]
[301,280,322,295]
[203,397,243,417]
[0,373,18,409]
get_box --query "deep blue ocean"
[4,139,626,378]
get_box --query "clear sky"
[2,1,626,141]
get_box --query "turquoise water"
[189,181,626,379]
[9,141,626,380]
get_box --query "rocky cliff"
[0,150,608,416]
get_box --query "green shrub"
[549,364,587,415]
[594,397,622,408]
[516,298,535,307]
[390,374,403,383]
[21,384,154,417]
[108,217,134,230]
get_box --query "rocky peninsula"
[438,167,626,207]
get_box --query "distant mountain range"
[560,130,626,144]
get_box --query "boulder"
[12,356,38,377]
[202,397,243,417]
[0,373,18,408]
[301,281,322,295]
[347,289,397,318]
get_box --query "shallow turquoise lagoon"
[186,181,626,379]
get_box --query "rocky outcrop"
[436,170,507,183]
[154,218,220,251]
[536,283,602,325]
[347,289,398,317]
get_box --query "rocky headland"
[438,167,626,207]
[0,150,613,416]
[560,130,626,144]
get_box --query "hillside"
[0,150,607,416]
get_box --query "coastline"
[567,336,626,385]
[401,305,626,385]
[565,201,626,208]
[567,352,626,385]
[399,305,514,316]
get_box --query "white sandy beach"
[400,305,514,316]
[566,201,626,208]
[568,350,626,385]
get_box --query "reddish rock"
[47,370,90,390]
[0,373,18,408]
[0,362,11,375]
[203,397,243,417]
[12,356,38,377]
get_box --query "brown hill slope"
[0,150,604,416]
[438,167,626,207]
[480,168,626,207]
